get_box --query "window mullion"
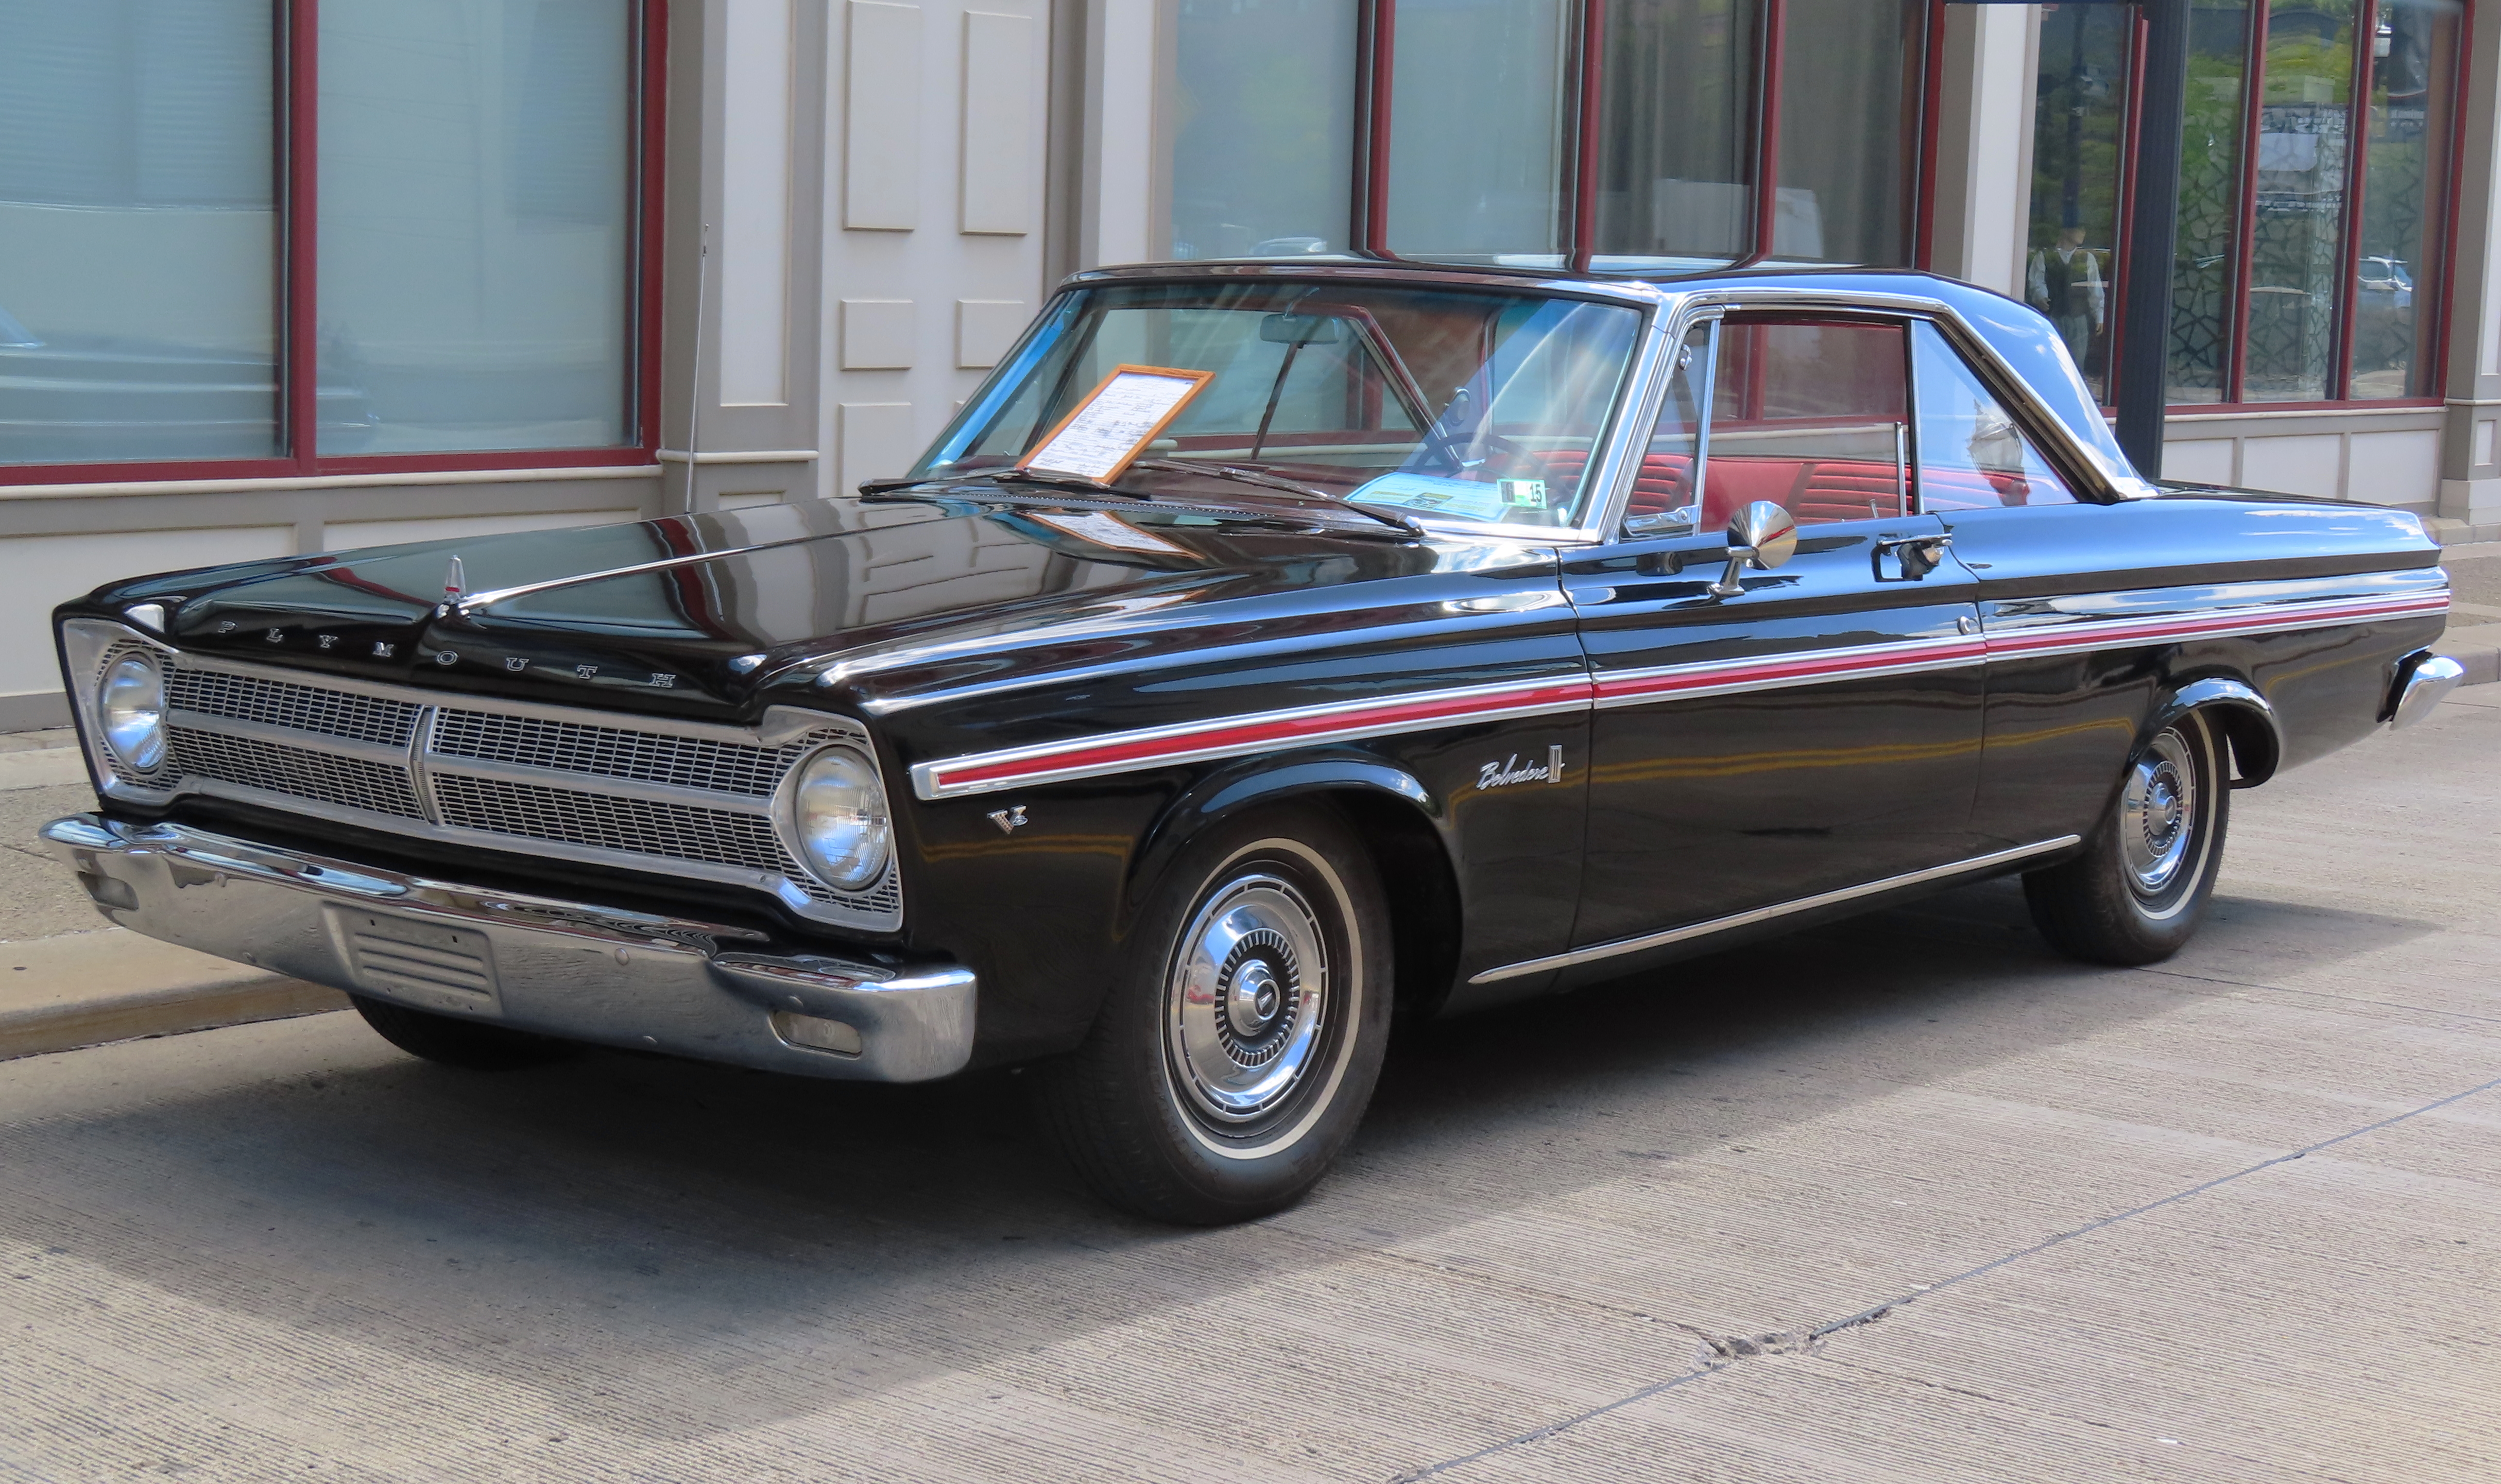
[284,0,319,473]
[2225,1,2270,407]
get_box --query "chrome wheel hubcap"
[2120,729,2198,895]
[1167,874,1328,1125]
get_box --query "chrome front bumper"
[38,815,975,1082]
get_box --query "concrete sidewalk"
[6,565,2498,1063]
[2,731,344,1061]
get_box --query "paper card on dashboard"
[1021,364,1216,482]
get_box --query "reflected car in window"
[40,264,2463,1224]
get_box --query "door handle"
[1873,532,1952,580]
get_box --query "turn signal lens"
[98,654,167,772]
[789,745,890,890]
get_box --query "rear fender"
[2151,677,2282,788]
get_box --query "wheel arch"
[2154,676,2282,788]
[1127,753,1465,1024]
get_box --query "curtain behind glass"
[319,0,636,455]
[2168,0,2252,403]
[0,0,277,464]
[1384,0,1570,262]
[2354,0,2458,399]
[1591,0,1758,271]
[2026,3,2129,402]
[1774,0,1918,265]
[1171,0,1357,260]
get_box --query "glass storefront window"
[319,0,638,455]
[2353,0,2459,400]
[2243,2,2356,402]
[1774,0,1922,266]
[1170,0,1359,261]
[1382,0,1573,263]
[2170,0,2253,404]
[2026,2,2131,401]
[0,0,279,465]
[2030,0,2458,410]
[1590,0,1760,272]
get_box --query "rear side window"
[1910,320,2078,511]
[1701,318,1911,527]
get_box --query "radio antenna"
[683,221,710,509]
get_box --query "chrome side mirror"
[1709,501,1798,597]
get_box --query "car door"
[1558,312,1989,960]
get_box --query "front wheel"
[2024,710,2230,966]
[1036,805,1394,1224]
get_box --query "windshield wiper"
[1128,459,1425,539]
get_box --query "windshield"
[913,280,1647,529]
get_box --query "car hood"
[87,491,1484,721]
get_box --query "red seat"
[1698,456,1809,529]
[1528,450,1694,517]
[1792,460,1907,524]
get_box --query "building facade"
[2,0,2495,730]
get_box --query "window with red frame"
[2026,0,2462,410]
[0,0,660,480]
[1168,0,1933,273]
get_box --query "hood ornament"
[442,556,467,607]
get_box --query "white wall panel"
[956,298,1029,367]
[322,510,640,551]
[960,12,1037,235]
[0,527,291,696]
[839,401,923,495]
[842,298,918,368]
[2161,439,2237,486]
[2346,430,2442,507]
[2239,434,2345,498]
[844,1,923,230]
[721,0,796,405]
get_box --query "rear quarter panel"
[1949,494,2444,850]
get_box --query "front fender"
[1125,750,1444,911]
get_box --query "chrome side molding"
[2389,651,2465,730]
[1468,836,2084,985]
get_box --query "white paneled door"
[824,0,1051,500]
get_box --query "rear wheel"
[1036,805,1393,1225]
[2024,710,2230,965]
[350,995,579,1071]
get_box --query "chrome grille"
[169,728,427,819]
[95,646,899,930]
[431,709,797,797]
[168,666,423,747]
[432,774,792,875]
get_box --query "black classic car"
[42,265,2464,1223]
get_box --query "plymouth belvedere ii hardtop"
[42,265,2462,1222]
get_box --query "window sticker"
[1497,478,1548,510]
[1347,471,1513,521]
[1021,364,1217,482]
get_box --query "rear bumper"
[37,814,975,1082]
[2389,651,2465,729]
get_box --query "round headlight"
[98,654,167,772]
[788,745,890,890]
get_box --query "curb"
[2,929,347,1062]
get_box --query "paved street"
[4,690,2497,1482]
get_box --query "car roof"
[1066,260,2142,492]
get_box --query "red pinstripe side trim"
[907,590,2447,801]
[1983,592,2448,660]
[912,677,1594,799]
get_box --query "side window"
[1701,318,1911,528]
[1622,322,1711,534]
[1910,321,2079,511]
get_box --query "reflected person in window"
[2026,224,2105,368]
